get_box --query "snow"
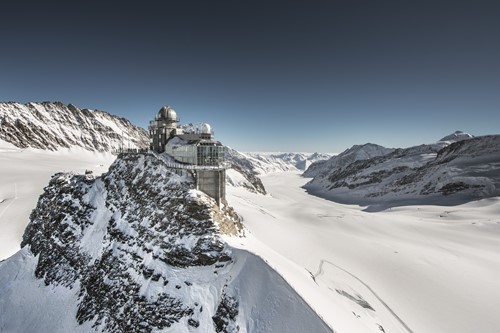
[226,172,500,333]
[232,151,333,175]
[0,102,148,152]
[129,247,333,333]
[226,168,253,188]
[438,130,474,143]
[305,135,500,209]
[1,151,336,332]
[0,248,96,333]
[0,141,116,260]
[0,228,332,333]
[1,127,499,332]
[79,179,113,263]
[224,248,333,333]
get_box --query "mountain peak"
[439,131,474,143]
[303,143,394,178]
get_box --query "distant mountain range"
[304,131,500,210]
[226,150,332,194]
[0,102,148,151]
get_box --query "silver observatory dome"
[157,106,177,121]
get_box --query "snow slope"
[0,102,149,259]
[0,153,332,333]
[0,141,116,260]
[227,172,500,333]
[0,246,332,333]
[0,102,148,151]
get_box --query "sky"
[1,1,499,153]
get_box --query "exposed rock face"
[0,102,148,151]
[1,153,332,333]
[226,148,267,194]
[304,134,500,210]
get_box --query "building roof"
[157,106,178,122]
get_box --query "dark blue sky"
[1,1,499,152]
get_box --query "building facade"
[149,106,228,206]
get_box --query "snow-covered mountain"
[0,153,332,333]
[225,148,268,195]
[438,130,474,143]
[304,132,500,210]
[225,150,332,194]
[243,152,332,174]
[0,102,148,151]
[303,143,393,178]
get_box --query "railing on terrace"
[150,151,231,171]
[112,148,149,155]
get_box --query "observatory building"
[148,106,228,206]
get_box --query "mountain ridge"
[0,101,148,151]
[303,132,500,210]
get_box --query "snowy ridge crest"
[0,101,148,151]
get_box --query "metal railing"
[112,148,149,155]
[150,151,231,171]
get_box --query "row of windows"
[165,145,226,166]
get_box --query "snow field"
[0,142,116,259]
[227,172,500,333]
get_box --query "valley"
[227,172,500,333]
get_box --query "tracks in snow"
[0,183,18,220]
[313,259,415,333]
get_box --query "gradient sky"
[1,1,499,152]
